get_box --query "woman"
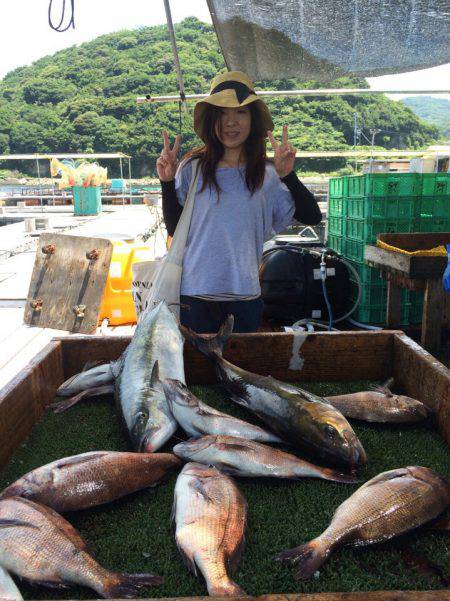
[157,71,321,333]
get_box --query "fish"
[0,451,182,512]
[0,496,162,598]
[275,466,450,580]
[56,362,116,398]
[53,302,185,452]
[0,566,22,600]
[115,301,185,452]
[173,462,247,596]
[324,387,429,423]
[162,378,282,443]
[181,316,366,469]
[173,435,357,483]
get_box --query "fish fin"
[102,573,163,598]
[50,385,115,413]
[170,496,177,524]
[360,467,410,489]
[370,384,393,397]
[110,355,125,378]
[318,468,360,484]
[150,361,160,388]
[188,479,214,503]
[274,539,329,580]
[0,518,39,530]
[215,461,241,476]
[82,360,104,372]
[216,442,251,453]
[180,315,234,359]
[29,579,69,589]
[54,452,109,469]
[227,533,246,574]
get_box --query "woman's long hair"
[183,103,268,195]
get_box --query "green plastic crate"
[348,173,422,198]
[346,260,384,286]
[416,217,450,232]
[418,195,450,218]
[328,197,347,217]
[342,237,365,262]
[344,218,413,244]
[421,173,450,197]
[346,196,419,220]
[327,234,344,254]
[328,177,348,198]
[353,303,411,326]
[350,282,387,305]
[328,216,345,236]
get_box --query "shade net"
[206,0,450,82]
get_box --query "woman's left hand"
[268,125,296,178]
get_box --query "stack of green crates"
[327,172,450,325]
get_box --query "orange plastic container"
[98,240,154,325]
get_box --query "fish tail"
[100,572,163,598]
[181,315,234,359]
[275,537,330,580]
[208,577,246,597]
[50,384,115,413]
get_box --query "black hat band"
[210,80,255,104]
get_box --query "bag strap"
[165,159,200,265]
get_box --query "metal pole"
[163,0,186,104]
[36,157,43,212]
[119,157,124,205]
[127,157,132,202]
[137,88,450,104]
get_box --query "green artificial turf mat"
[0,381,448,599]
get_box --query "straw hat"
[194,71,274,141]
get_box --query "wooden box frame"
[0,331,449,601]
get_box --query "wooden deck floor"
[0,205,160,391]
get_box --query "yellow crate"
[98,240,154,325]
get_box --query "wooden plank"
[0,340,63,470]
[421,279,445,352]
[365,245,411,274]
[393,333,450,446]
[378,232,450,252]
[23,233,113,333]
[58,331,394,384]
[156,594,450,601]
[386,279,402,327]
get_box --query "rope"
[48,0,75,32]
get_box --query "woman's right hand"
[156,130,181,181]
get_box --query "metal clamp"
[42,244,56,255]
[30,299,43,312]
[86,249,100,261]
[73,304,86,318]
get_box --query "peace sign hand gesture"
[156,130,182,182]
[267,125,296,179]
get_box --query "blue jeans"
[180,295,264,334]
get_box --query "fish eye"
[137,410,149,424]
[324,424,337,439]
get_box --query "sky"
[0,0,448,100]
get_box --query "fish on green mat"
[0,451,182,512]
[173,462,247,597]
[275,466,450,580]
[0,496,163,598]
[53,301,185,453]
[162,378,282,443]
[181,316,366,470]
[325,386,429,423]
[173,435,358,483]
[0,565,22,600]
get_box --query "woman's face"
[215,106,251,150]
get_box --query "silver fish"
[181,316,366,469]
[115,301,185,452]
[0,566,22,600]
[162,378,282,443]
[173,462,246,596]
[275,466,450,580]
[173,435,357,483]
[56,363,115,397]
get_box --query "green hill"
[0,17,440,176]
[401,96,450,140]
